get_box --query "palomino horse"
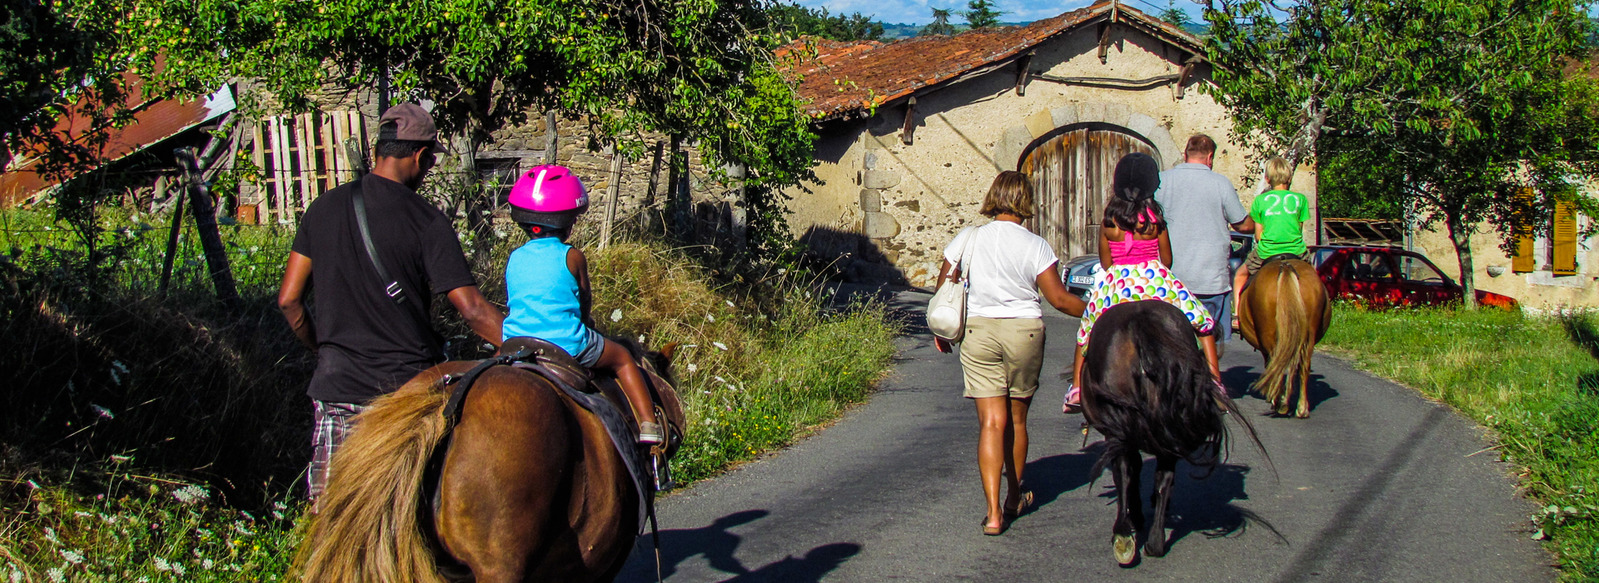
[295,340,684,582]
[1238,256,1332,418]
[1081,300,1265,566]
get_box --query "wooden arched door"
[1022,126,1159,259]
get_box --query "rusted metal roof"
[781,1,1205,120]
[0,79,235,207]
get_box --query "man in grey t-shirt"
[1154,134,1254,346]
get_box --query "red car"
[1307,246,1519,309]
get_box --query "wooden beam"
[1098,22,1114,64]
[1014,52,1034,96]
[1176,61,1196,99]
[901,97,918,146]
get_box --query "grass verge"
[1319,304,1598,579]
[1,207,900,580]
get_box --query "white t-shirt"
[942,221,1060,319]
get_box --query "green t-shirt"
[1250,189,1310,257]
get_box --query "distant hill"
[878,20,1037,40]
[877,19,1209,41]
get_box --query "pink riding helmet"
[508,165,588,230]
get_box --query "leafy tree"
[769,3,884,41]
[0,0,128,178]
[114,0,818,248]
[964,0,1002,29]
[1203,0,1599,308]
[921,8,958,36]
[1159,1,1194,28]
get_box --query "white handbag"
[927,227,977,342]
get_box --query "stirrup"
[638,421,663,445]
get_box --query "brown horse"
[1081,300,1266,566]
[1238,257,1332,418]
[294,342,684,583]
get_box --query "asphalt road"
[617,290,1554,582]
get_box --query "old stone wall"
[784,25,1320,288]
[1412,217,1599,310]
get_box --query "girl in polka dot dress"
[1064,153,1221,413]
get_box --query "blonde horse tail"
[294,373,452,583]
[1256,262,1309,409]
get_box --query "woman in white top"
[937,171,1085,535]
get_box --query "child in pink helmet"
[502,165,662,444]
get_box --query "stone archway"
[993,101,1181,173]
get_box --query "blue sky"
[789,0,1207,25]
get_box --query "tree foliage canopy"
[768,3,883,42]
[114,0,816,188]
[0,0,130,177]
[1204,0,1599,307]
[964,0,1002,29]
[921,8,958,36]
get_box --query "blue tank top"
[503,237,590,358]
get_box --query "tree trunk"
[174,147,241,310]
[1444,212,1478,309]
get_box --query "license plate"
[1070,275,1093,285]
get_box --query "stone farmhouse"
[781,0,1317,288]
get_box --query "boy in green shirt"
[1232,157,1312,316]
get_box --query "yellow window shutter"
[1512,188,1535,273]
[1551,201,1578,275]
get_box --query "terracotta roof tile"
[781,1,1204,120]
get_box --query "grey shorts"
[1244,248,1312,274]
[959,317,1045,399]
[575,326,607,367]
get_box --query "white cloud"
[791,0,1203,25]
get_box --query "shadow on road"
[617,509,862,582]
[1222,365,1340,414]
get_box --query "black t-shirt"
[291,174,477,404]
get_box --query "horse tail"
[1255,261,1311,407]
[295,373,452,583]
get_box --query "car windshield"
[1397,255,1450,285]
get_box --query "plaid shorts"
[308,401,368,506]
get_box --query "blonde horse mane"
[294,372,452,583]
[1253,261,1315,406]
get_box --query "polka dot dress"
[1075,259,1215,346]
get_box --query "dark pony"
[1102,151,1165,234]
[295,340,683,582]
[1081,300,1267,566]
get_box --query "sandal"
[1062,385,1083,415]
[982,517,1006,536]
[1004,490,1034,519]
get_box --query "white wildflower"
[60,550,83,565]
[46,567,63,583]
[714,375,726,383]
[90,404,114,419]
[705,314,716,322]
[777,268,787,275]
[171,485,209,505]
[638,335,646,344]
[712,342,728,351]
[610,309,623,322]
[725,300,735,308]
[43,527,57,543]
[726,384,738,392]
[202,559,214,570]
[11,567,24,583]
[153,557,172,571]
[686,363,698,373]
[73,511,89,518]
[230,522,253,536]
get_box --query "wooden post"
[318,112,338,191]
[296,113,315,209]
[601,142,624,249]
[343,137,369,177]
[251,121,268,223]
[901,97,918,145]
[158,171,185,296]
[666,136,685,239]
[728,163,748,252]
[175,147,241,310]
[644,140,664,210]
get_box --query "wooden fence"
[239,111,366,224]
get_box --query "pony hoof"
[1144,542,1167,558]
[1296,410,1309,419]
[1113,533,1138,566]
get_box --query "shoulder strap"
[352,180,409,305]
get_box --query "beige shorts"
[958,316,1046,399]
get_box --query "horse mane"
[294,371,453,583]
[1084,302,1269,481]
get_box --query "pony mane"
[294,371,454,583]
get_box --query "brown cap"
[377,104,438,142]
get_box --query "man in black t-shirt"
[276,103,504,506]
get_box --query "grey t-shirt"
[1154,163,1247,295]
